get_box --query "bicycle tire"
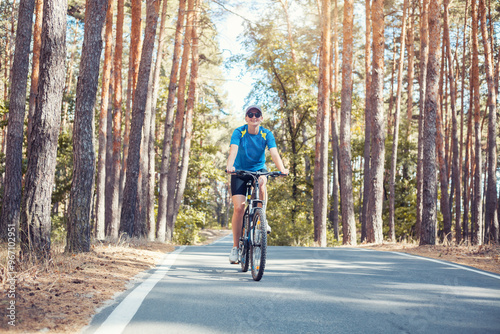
[250,208,267,281]
[240,212,250,272]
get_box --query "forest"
[0,0,499,259]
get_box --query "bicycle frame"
[230,170,283,280]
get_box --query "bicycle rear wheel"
[250,208,267,281]
[239,212,249,272]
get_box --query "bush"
[174,207,205,245]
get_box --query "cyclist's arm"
[269,147,289,175]
[226,144,239,173]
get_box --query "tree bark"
[313,0,330,247]
[479,0,498,243]
[0,0,35,241]
[145,0,170,241]
[444,0,461,243]
[406,1,415,134]
[461,0,471,243]
[416,0,429,240]
[165,0,195,242]
[471,0,483,245]
[95,0,115,240]
[157,0,187,242]
[136,64,154,238]
[120,0,161,237]
[361,0,371,243]
[174,0,200,224]
[366,0,385,244]
[420,0,441,246]
[120,0,142,210]
[20,0,66,257]
[328,0,340,241]
[27,0,43,152]
[66,0,108,253]
[109,0,125,239]
[339,0,356,246]
[436,65,452,242]
[389,0,408,243]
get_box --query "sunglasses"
[246,111,262,118]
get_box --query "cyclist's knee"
[234,202,245,215]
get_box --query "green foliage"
[52,130,74,206]
[174,207,204,245]
[181,104,231,229]
[0,99,8,129]
[51,215,67,244]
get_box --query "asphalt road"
[83,234,500,334]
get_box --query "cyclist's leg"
[231,195,246,247]
[258,176,271,233]
[230,174,248,247]
[258,175,267,208]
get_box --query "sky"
[216,6,253,117]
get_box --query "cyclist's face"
[245,110,263,125]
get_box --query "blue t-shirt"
[230,125,277,171]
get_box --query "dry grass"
[1,237,175,333]
[359,241,500,274]
[1,230,498,333]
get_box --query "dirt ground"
[1,230,499,333]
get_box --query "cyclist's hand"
[280,168,289,176]
[226,166,235,174]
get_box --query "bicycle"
[229,170,285,281]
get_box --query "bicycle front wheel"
[240,213,249,272]
[250,208,267,281]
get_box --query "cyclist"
[226,105,288,264]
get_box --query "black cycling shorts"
[230,168,267,196]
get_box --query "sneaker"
[229,247,238,264]
[266,223,271,234]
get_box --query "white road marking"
[356,247,500,281]
[93,246,186,334]
[391,251,500,280]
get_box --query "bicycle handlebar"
[225,169,287,177]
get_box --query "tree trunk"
[165,0,195,242]
[120,0,161,237]
[471,0,483,245]
[361,0,372,243]
[406,1,415,134]
[436,21,451,243]
[328,0,340,241]
[461,0,471,244]
[479,0,498,243]
[145,0,170,241]
[0,0,35,241]
[66,0,108,253]
[313,0,330,247]
[444,0,461,243]
[120,0,142,211]
[136,64,155,238]
[389,0,408,243]
[464,66,473,244]
[27,0,43,151]
[436,69,452,242]
[339,0,356,246]
[420,0,441,246]
[157,0,187,242]
[416,0,429,240]
[387,32,397,137]
[109,0,125,239]
[366,0,385,244]
[174,0,200,224]
[20,0,66,257]
[95,0,115,240]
